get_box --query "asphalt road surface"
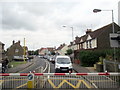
[1,56,119,89]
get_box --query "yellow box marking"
[82,80,91,88]
[16,83,27,88]
[48,79,91,88]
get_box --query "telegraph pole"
[24,38,26,62]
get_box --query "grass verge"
[9,61,27,68]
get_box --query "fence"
[0,73,120,89]
[103,59,120,72]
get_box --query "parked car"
[55,55,73,73]
[49,56,55,63]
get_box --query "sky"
[0,0,120,50]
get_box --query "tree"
[28,50,34,55]
[34,49,39,55]
[66,49,73,55]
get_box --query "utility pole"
[23,38,26,63]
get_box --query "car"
[55,55,73,73]
[49,56,55,63]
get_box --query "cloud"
[0,0,120,50]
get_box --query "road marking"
[43,61,48,72]
[90,80,114,82]
[16,83,27,88]
[82,80,91,88]
[48,79,91,88]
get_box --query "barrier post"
[27,73,34,88]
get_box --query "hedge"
[78,49,120,67]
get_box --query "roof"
[76,22,120,44]
[56,44,66,50]
[47,48,54,51]
[39,48,47,52]
[0,41,4,45]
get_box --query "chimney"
[13,40,15,45]
[70,42,73,45]
[18,40,20,44]
[75,36,79,40]
[86,29,92,34]
[63,43,65,46]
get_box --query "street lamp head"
[62,25,66,27]
[93,9,102,13]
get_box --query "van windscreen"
[57,58,70,64]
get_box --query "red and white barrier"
[0,73,120,76]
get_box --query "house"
[0,41,5,62]
[75,23,120,50]
[56,43,68,55]
[39,47,55,55]
[6,40,28,61]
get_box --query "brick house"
[75,23,120,51]
[7,40,28,61]
[73,23,120,65]
[0,41,5,62]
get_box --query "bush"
[79,51,106,67]
[66,49,73,55]
[78,49,120,67]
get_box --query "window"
[89,40,92,48]
[15,49,19,53]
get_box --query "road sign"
[27,73,34,88]
[110,33,120,47]
[27,73,34,81]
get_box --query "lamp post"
[63,26,74,62]
[63,26,74,42]
[93,9,116,72]
[93,9,114,33]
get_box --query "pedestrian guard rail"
[0,72,120,89]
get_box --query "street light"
[62,26,74,62]
[62,26,74,42]
[93,9,114,33]
[93,9,116,71]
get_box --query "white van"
[55,56,73,73]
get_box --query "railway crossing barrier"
[0,73,120,89]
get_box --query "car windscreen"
[57,58,71,64]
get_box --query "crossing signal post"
[110,33,120,47]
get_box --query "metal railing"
[0,73,120,89]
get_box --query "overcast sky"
[0,0,120,50]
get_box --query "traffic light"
[110,33,120,47]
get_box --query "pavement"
[6,58,97,73]
[73,63,97,73]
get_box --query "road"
[1,56,119,89]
